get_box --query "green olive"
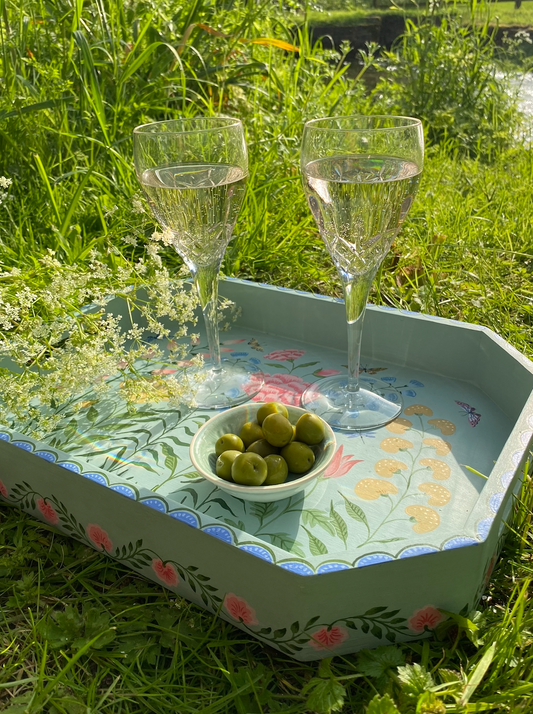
[239,421,264,448]
[264,454,289,485]
[281,441,316,474]
[246,439,279,457]
[262,413,294,448]
[215,450,241,481]
[294,413,326,445]
[256,401,289,425]
[215,433,244,457]
[231,452,268,486]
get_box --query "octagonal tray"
[1,278,532,660]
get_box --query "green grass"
[1,0,533,711]
[310,1,533,28]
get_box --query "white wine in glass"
[133,117,263,409]
[300,115,424,430]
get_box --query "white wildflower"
[0,176,12,189]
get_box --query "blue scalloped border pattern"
[1,423,527,575]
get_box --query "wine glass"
[300,115,424,431]
[133,117,263,409]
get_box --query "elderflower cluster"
[0,241,241,439]
[0,175,12,207]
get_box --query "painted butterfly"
[248,338,263,352]
[342,365,387,374]
[455,400,481,427]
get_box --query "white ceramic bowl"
[189,403,336,502]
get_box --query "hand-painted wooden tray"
[1,279,532,660]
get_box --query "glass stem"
[341,268,377,400]
[190,262,222,373]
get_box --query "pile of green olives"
[214,402,326,487]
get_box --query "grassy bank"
[1,0,533,712]
[310,1,533,28]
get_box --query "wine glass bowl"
[133,117,263,409]
[300,115,424,431]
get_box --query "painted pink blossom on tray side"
[86,524,113,552]
[244,372,311,406]
[36,498,59,525]
[0,479,8,498]
[323,445,363,479]
[408,605,445,633]
[309,625,349,651]
[263,349,305,361]
[315,369,341,377]
[152,559,179,586]
[224,593,259,625]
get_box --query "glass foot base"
[301,375,403,431]
[193,360,263,410]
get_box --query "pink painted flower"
[224,593,258,625]
[309,625,349,651]
[151,367,178,375]
[323,445,363,479]
[86,524,113,552]
[167,340,178,351]
[152,558,179,586]
[244,372,311,406]
[0,480,8,498]
[221,339,247,345]
[263,349,305,362]
[408,605,445,633]
[315,369,341,377]
[36,498,59,525]
[116,360,129,370]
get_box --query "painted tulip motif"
[309,625,349,651]
[408,606,445,633]
[223,593,258,626]
[323,445,362,479]
[37,497,59,525]
[86,524,113,552]
[152,559,179,586]
[0,479,7,498]
[263,349,305,361]
[314,369,341,377]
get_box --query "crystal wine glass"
[133,117,263,409]
[300,115,424,430]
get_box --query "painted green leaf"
[273,628,286,639]
[364,606,388,616]
[87,406,99,423]
[303,508,336,537]
[329,502,348,545]
[295,361,319,369]
[341,494,368,527]
[304,527,328,556]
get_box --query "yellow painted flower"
[419,458,451,480]
[418,482,451,506]
[423,438,451,456]
[385,417,413,434]
[355,479,399,500]
[404,404,433,416]
[428,418,456,436]
[374,459,408,478]
[380,437,413,453]
[405,505,440,533]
